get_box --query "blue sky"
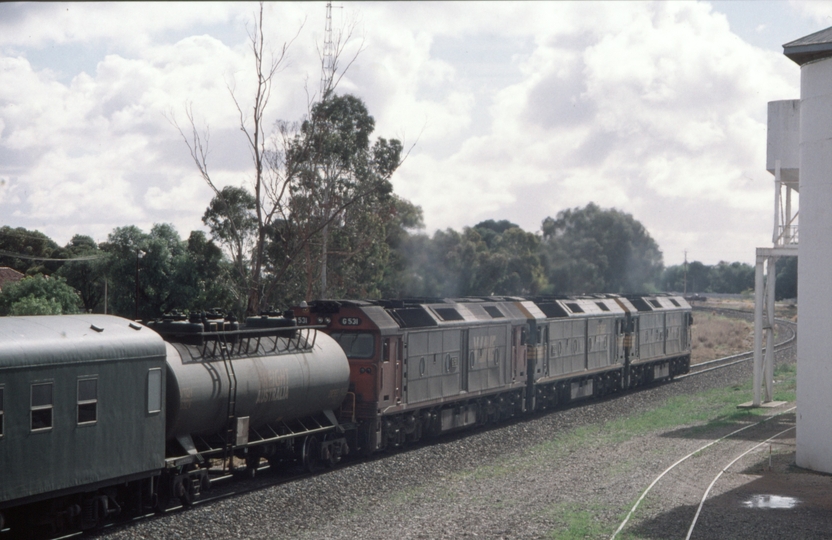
[0,1,829,266]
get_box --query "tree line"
[1,198,795,319]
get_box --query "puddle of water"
[742,495,800,509]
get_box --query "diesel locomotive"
[292,294,692,454]
[0,293,691,536]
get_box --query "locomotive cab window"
[31,382,53,432]
[77,378,98,425]
[331,332,375,359]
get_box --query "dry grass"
[690,311,754,364]
[698,298,798,322]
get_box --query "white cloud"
[0,1,814,267]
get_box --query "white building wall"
[797,56,832,473]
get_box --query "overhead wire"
[0,249,102,262]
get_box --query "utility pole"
[683,250,688,295]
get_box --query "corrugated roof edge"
[784,25,832,66]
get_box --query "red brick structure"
[0,267,24,293]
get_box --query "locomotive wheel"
[302,435,321,473]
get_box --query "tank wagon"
[292,293,692,454]
[0,313,349,535]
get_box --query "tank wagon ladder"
[218,335,239,473]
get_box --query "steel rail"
[610,406,797,540]
[685,423,796,540]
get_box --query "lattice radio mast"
[320,2,336,100]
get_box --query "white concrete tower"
[751,101,799,408]
[784,27,832,473]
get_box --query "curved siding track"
[612,307,799,540]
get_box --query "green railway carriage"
[0,315,167,531]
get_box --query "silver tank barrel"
[163,327,349,441]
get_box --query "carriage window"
[0,386,4,437]
[31,382,53,431]
[331,332,375,359]
[147,368,162,414]
[77,378,98,425]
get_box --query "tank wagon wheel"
[322,433,342,468]
[244,456,260,479]
[173,477,193,507]
[301,435,322,473]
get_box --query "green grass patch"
[547,502,610,539]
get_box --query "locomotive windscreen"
[331,332,376,358]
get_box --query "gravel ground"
[92,326,807,540]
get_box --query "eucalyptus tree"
[541,203,663,293]
[55,235,107,312]
[173,4,412,312]
[0,274,82,316]
[0,226,61,275]
[100,224,230,319]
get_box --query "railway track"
[681,306,796,378]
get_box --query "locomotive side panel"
[587,317,617,371]
[636,312,667,362]
[547,319,587,376]
[665,311,685,356]
[405,329,462,404]
[466,325,508,393]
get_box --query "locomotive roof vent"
[535,301,570,319]
[388,306,438,328]
[483,305,505,318]
[432,307,464,321]
[565,302,584,313]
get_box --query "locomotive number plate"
[340,317,362,326]
[296,316,310,325]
